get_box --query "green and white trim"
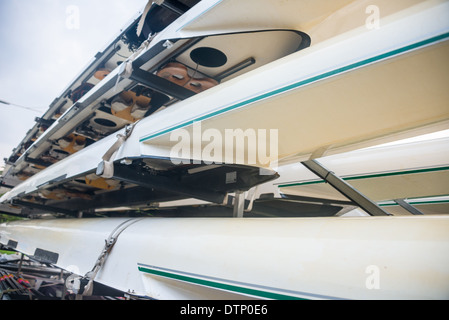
[278,166,449,188]
[137,263,341,300]
[378,195,449,208]
[139,32,449,143]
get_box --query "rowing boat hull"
[271,137,449,215]
[1,216,448,299]
[2,1,448,204]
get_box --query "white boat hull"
[269,137,449,215]
[2,1,449,205]
[1,0,449,302]
[1,216,449,299]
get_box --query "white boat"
[1,0,449,300]
[270,137,449,216]
[1,216,448,300]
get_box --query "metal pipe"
[302,159,391,216]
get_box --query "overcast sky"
[0,0,146,168]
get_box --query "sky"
[0,0,147,169]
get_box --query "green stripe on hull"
[379,198,449,207]
[138,265,307,300]
[278,166,449,188]
[140,32,449,143]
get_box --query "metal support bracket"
[129,68,196,100]
[233,191,245,218]
[394,199,424,215]
[301,159,391,216]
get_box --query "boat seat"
[156,62,218,94]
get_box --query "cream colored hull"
[1,216,448,299]
[2,1,449,204]
[270,138,449,215]
[1,0,449,301]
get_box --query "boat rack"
[0,18,312,219]
[0,246,134,300]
